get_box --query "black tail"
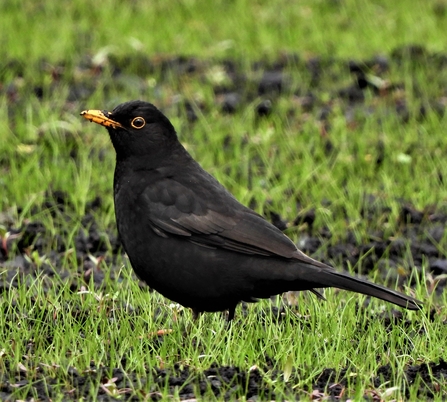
[317,269,422,310]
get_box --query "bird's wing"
[140,174,324,266]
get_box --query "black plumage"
[81,100,421,320]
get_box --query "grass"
[0,272,435,399]
[2,0,446,61]
[1,0,447,400]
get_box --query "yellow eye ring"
[131,117,146,129]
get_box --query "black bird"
[81,100,421,320]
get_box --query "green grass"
[1,0,446,61]
[1,0,447,400]
[0,272,439,400]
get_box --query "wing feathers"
[143,177,304,260]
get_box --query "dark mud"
[1,353,447,400]
[1,45,447,400]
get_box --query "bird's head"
[81,100,178,160]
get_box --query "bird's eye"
[131,117,146,129]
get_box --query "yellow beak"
[80,110,124,129]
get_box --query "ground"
[1,45,447,400]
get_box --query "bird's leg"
[227,305,236,322]
[192,308,201,321]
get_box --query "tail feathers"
[316,269,422,310]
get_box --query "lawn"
[1,0,447,400]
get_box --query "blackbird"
[81,100,421,320]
